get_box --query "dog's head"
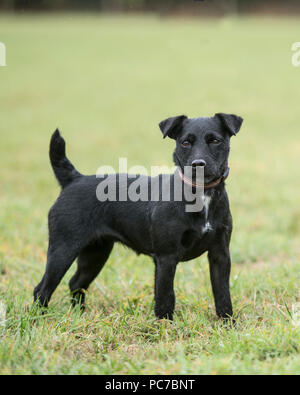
[159,113,243,184]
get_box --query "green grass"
[0,13,300,375]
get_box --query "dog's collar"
[177,166,230,190]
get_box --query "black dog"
[34,113,243,320]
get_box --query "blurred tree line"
[0,0,299,14]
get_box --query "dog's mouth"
[204,174,220,184]
[175,153,227,187]
[178,165,230,190]
[191,167,217,185]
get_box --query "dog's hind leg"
[69,240,114,307]
[34,241,80,308]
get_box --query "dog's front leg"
[207,235,233,320]
[154,256,178,320]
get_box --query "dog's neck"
[177,166,230,190]
[174,166,227,232]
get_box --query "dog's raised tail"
[49,129,82,188]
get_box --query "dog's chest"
[181,194,215,259]
[202,195,212,233]
[181,200,216,261]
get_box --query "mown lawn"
[0,13,299,375]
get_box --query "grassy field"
[0,13,299,375]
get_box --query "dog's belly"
[98,200,154,255]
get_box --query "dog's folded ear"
[159,115,187,139]
[215,113,243,136]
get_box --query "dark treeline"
[0,0,300,15]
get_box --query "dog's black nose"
[192,159,206,167]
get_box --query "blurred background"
[0,0,299,374]
[1,0,300,15]
[0,0,300,302]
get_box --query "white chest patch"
[203,221,213,233]
[202,195,212,233]
[203,195,211,218]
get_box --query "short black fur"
[34,113,243,320]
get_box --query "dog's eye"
[210,138,220,144]
[181,141,191,148]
